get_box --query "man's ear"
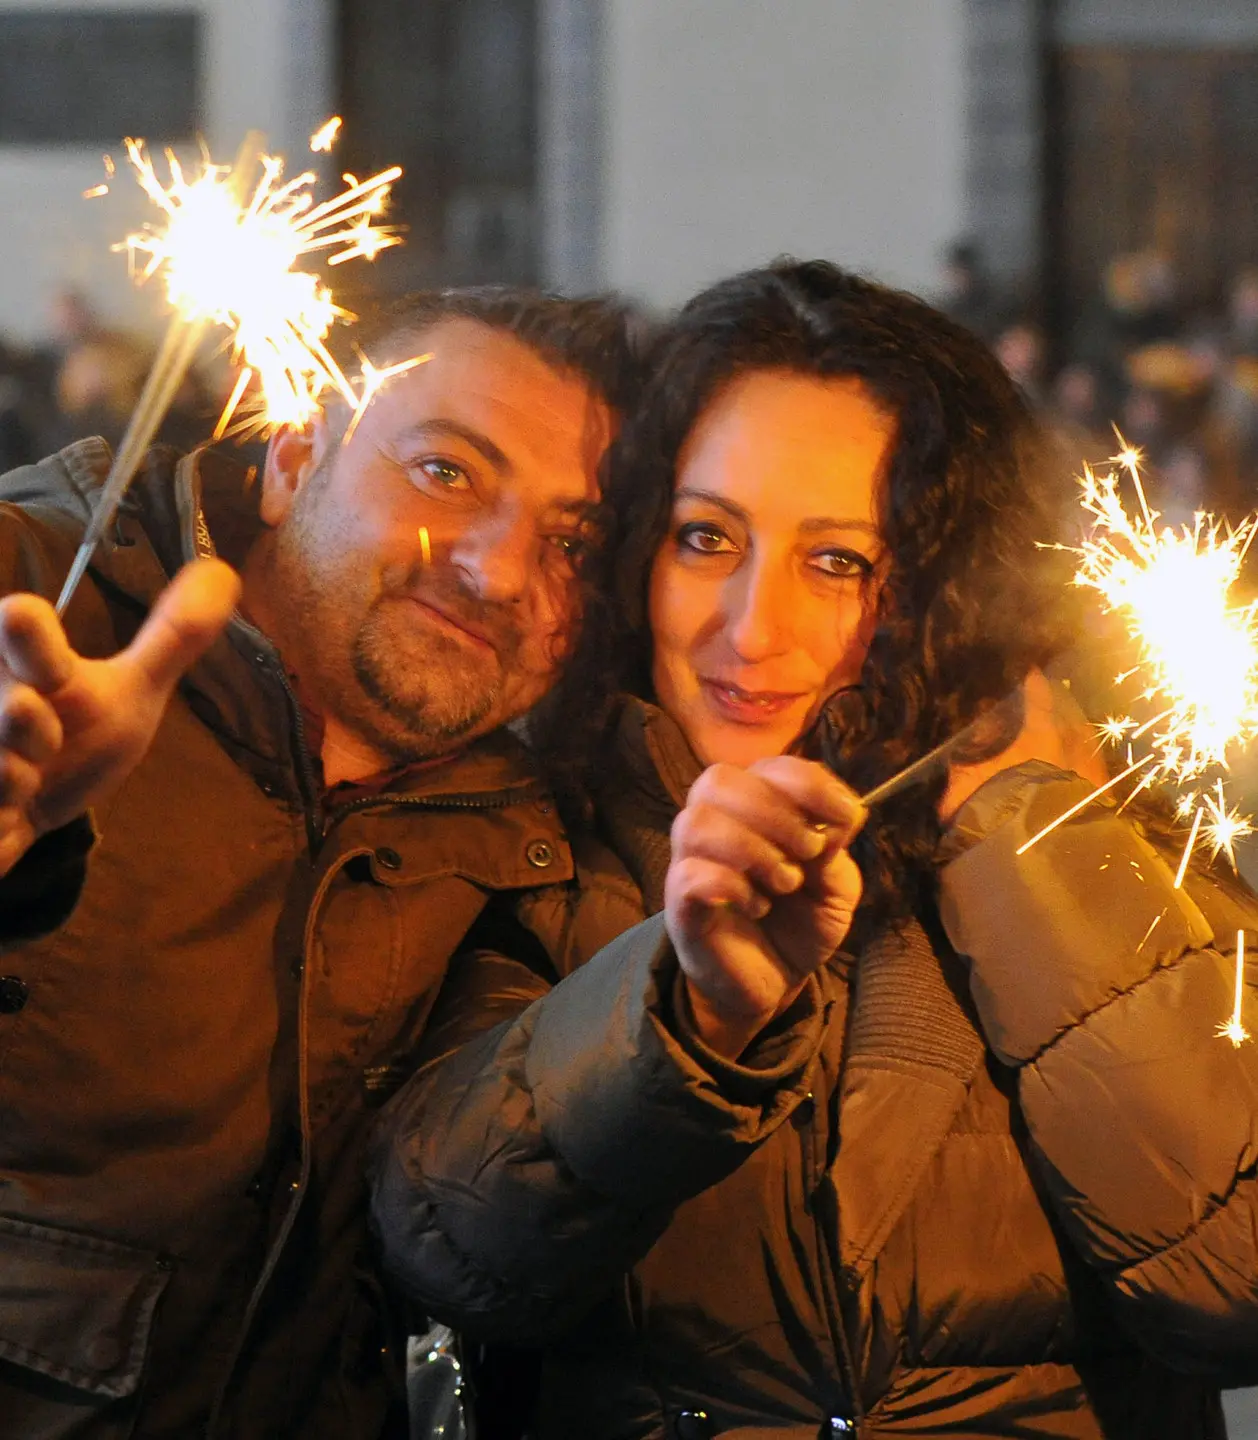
[258,416,337,527]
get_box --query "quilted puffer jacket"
[372,704,1258,1439]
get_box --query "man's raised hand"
[0,559,241,874]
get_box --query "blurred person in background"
[936,238,998,340]
[992,316,1047,407]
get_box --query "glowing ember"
[310,116,344,153]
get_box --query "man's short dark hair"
[334,285,646,418]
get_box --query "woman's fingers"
[685,758,863,865]
[672,801,810,898]
[748,755,867,838]
[667,853,770,924]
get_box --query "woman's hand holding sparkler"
[0,559,240,874]
[665,758,866,1058]
[938,669,1109,825]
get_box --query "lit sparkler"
[56,124,423,613]
[1017,443,1258,887]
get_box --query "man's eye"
[676,522,735,555]
[812,548,874,580]
[416,458,472,491]
[547,533,589,563]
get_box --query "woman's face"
[649,369,893,767]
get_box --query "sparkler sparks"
[1018,444,1258,889]
[1217,931,1250,1046]
[56,123,424,614]
[344,351,433,443]
[1016,443,1258,1045]
[119,134,405,433]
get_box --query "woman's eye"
[416,458,472,491]
[676,522,736,555]
[812,548,874,579]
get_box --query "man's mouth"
[398,595,500,652]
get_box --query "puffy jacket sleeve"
[369,914,826,1342]
[939,760,1258,1382]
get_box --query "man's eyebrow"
[396,419,511,475]
[675,487,880,539]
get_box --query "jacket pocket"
[0,1215,172,1399]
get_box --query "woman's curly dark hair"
[544,258,1082,933]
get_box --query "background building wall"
[596,0,966,310]
[0,0,334,343]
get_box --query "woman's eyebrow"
[676,488,878,539]
[797,517,881,539]
[674,487,748,521]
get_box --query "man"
[0,289,643,1439]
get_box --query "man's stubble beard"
[349,595,505,757]
[268,456,527,763]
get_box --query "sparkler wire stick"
[857,723,984,809]
[55,133,267,616]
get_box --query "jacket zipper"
[325,783,546,832]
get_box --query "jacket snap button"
[673,1412,713,1440]
[0,976,28,1014]
[374,846,402,871]
[525,839,555,869]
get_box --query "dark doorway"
[336,0,539,304]
[1046,45,1258,352]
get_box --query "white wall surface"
[0,0,334,343]
[599,0,965,310]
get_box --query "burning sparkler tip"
[1216,1019,1250,1047]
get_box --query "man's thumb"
[124,559,241,697]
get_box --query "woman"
[372,261,1258,1439]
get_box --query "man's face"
[256,317,611,766]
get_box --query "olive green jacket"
[0,440,641,1440]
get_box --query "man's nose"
[450,514,534,605]
[723,559,794,662]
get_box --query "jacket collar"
[601,697,701,913]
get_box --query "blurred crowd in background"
[940,242,1258,526]
[0,287,221,471]
[4,252,1258,536]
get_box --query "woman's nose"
[723,560,793,661]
